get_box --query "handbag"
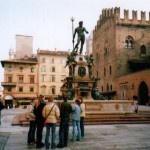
[44,104,55,126]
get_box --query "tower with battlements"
[93,7,150,104]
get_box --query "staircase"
[84,112,150,125]
[19,112,150,126]
[13,105,150,126]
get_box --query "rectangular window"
[30,87,34,92]
[8,87,12,92]
[41,66,46,72]
[42,57,46,63]
[19,87,23,92]
[8,66,12,72]
[30,76,34,83]
[8,76,12,82]
[52,87,55,94]
[52,67,55,72]
[52,76,55,82]
[18,76,24,83]
[41,75,46,82]
[52,58,54,63]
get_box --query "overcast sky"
[0,0,149,88]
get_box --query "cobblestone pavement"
[0,124,150,150]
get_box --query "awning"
[4,95,13,100]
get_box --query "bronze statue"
[73,21,88,54]
[85,54,94,78]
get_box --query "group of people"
[26,95,86,149]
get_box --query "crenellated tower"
[93,7,150,100]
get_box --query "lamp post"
[70,17,75,50]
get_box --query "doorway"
[138,81,149,105]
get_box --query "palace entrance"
[138,81,149,105]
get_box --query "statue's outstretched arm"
[84,28,89,34]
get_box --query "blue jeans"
[80,117,84,137]
[45,123,56,148]
[72,120,81,142]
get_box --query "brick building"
[93,7,150,105]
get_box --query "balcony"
[1,82,16,87]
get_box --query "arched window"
[107,83,109,91]
[104,67,106,76]
[104,40,109,54]
[101,86,103,91]
[109,66,112,75]
[96,70,99,78]
[140,45,146,55]
[125,36,134,49]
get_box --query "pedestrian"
[78,96,86,138]
[133,95,138,113]
[26,98,37,145]
[0,99,5,126]
[71,99,81,142]
[42,96,60,149]
[57,96,72,148]
[34,95,46,148]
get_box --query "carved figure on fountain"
[91,78,104,100]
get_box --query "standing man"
[73,21,88,54]
[34,96,46,148]
[27,98,37,145]
[42,96,60,149]
[57,97,72,148]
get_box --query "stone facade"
[1,50,69,106]
[93,7,150,104]
[1,56,38,106]
[37,50,69,98]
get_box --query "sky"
[0,0,149,89]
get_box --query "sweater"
[42,102,60,124]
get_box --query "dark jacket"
[34,102,46,123]
[0,101,4,111]
[60,101,72,121]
